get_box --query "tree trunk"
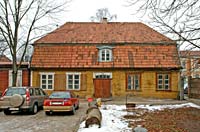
[12,59,18,87]
[85,106,102,128]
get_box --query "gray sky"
[60,0,147,23]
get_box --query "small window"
[157,74,170,90]
[127,74,140,90]
[98,46,113,62]
[66,73,81,90]
[93,72,112,79]
[40,73,54,90]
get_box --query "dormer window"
[98,46,113,62]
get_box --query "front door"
[93,73,112,98]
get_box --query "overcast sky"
[61,0,148,23]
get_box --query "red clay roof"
[35,22,174,44]
[32,22,180,69]
[31,45,180,69]
[180,51,200,57]
[0,55,11,62]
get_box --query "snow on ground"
[136,103,200,111]
[78,103,200,132]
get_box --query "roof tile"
[31,45,180,68]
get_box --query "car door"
[34,88,43,107]
[39,89,48,105]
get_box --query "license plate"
[9,108,19,110]
[51,102,62,105]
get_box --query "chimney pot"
[101,17,108,24]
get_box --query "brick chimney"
[101,17,108,24]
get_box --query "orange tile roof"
[0,55,11,62]
[32,22,180,69]
[31,45,180,69]
[35,22,173,44]
[180,51,200,57]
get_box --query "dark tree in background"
[0,0,69,86]
[0,37,7,55]
[90,8,117,22]
[128,0,200,50]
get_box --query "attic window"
[97,46,113,62]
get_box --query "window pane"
[165,85,169,90]
[135,85,139,90]
[158,80,163,84]
[48,85,52,89]
[158,85,163,89]
[165,75,169,79]
[42,80,46,84]
[74,75,79,79]
[42,85,46,89]
[42,75,46,79]
[158,75,163,79]
[68,80,73,85]
[102,50,105,60]
[48,75,52,79]
[75,80,79,85]
[74,85,79,89]
[135,80,139,85]
[48,80,52,84]
[106,50,110,61]
[68,85,73,89]
[165,80,169,84]
[68,75,73,80]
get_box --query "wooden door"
[93,79,111,98]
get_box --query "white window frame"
[66,72,81,90]
[40,72,55,90]
[97,46,113,62]
[9,70,22,87]
[93,72,112,79]
[157,74,170,90]
[99,49,112,62]
[127,74,140,90]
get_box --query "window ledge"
[156,89,171,92]
[126,89,142,92]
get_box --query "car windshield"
[49,92,70,99]
[5,88,26,96]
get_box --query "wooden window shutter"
[81,73,87,91]
[55,74,66,91]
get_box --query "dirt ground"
[124,107,200,132]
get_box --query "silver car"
[0,87,48,115]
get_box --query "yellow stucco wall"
[32,69,180,99]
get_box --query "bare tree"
[90,8,117,22]
[127,0,200,50]
[0,0,69,86]
[0,37,8,55]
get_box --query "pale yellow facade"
[31,69,180,99]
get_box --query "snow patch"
[78,103,200,132]
[136,103,200,111]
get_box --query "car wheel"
[71,106,75,115]
[31,103,38,115]
[4,110,11,115]
[45,111,51,115]
[10,94,24,107]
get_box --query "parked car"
[43,91,79,115]
[0,87,48,115]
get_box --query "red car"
[43,91,79,115]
